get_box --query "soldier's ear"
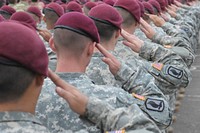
[49,37,57,52]
[87,42,95,56]
[115,29,120,39]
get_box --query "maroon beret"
[10,11,37,30]
[143,2,154,14]
[103,0,115,6]
[27,6,42,18]
[89,4,122,29]
[55,12,100,43]
[0,15,5,22]
[0,21,48,76]
[138,1,144,17]
[85,2,97,10]
[114,0,141,22]
[66,1,83,13]
[155,0,166,11]
[149,0,161,13]
[0,5,16,15]
[45,2,64,17]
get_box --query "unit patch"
[145,98,165,112]
[167,66,183,79]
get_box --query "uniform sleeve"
[139,42,192,88]
[84,97,161,133]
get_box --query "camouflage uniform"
[85,97,161,133]
[0,112,50,133]
[152,22,195,68]
[106,39,191,109]
[36,73,171,132]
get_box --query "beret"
[143,2,154,14]
[103,0,115,6]
[114,0,141,22]
[10,11,37,30]
[0,5,16,15]
[27,6,42,18]
[89,4,122,29]
[44,2,64,17]
[55,12,100,43]
[66,1,83,13]
[155,0,166,11]
[0,21,48,76]
[148,0,161,14]
[84,2,97,10]
[0,15,5,22]
[138,1,144,17]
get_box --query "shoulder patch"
[167,66,183,79]
[145,98,165,112]
[106,129,125,133]
[132,93,146,101]
[152,63,164,71]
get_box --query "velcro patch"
[152,63,164,71]
[106,129,125,133]
[132,93,146,101]
[167,66,183,79]
[164,44,172,49]
[145,98,165,112]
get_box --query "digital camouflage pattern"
[36,73,171,133]
[0,112,50,133]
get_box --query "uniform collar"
[0,111,42,125]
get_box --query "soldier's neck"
[122,25,137,34]
[0,84,39,114]
[56,58,86,73]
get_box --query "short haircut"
[93,20,119,42]
[8,0,16,4]
[44,9,59,26]
[115,7,136,28]
[0,12,11,19]
[54,28,92,57]
[0,64,36,103]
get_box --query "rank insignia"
[145,98,165,112]
[152,63,164,71]
[106,129,125,133]
[132,93,146,101]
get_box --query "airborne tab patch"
[145,98,165,112]
[105,129,125,133]
[167,66,183,79]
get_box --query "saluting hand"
[166,8,177,18]
[38,29,52,42]
[48,69,88,116]
[95,43,121,76]
[148,14,166,27]
[139,18,156,39]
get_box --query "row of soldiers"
[0,0,199,132]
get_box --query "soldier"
[65,1,83,13]
[10,11,37,30]
[26,6,42,26]
[39,2,64,71]
[48,69,161,133]
[82,1,96,15]
[0,21,50,133]
[0,5,16,19]
[36,12,170,133]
